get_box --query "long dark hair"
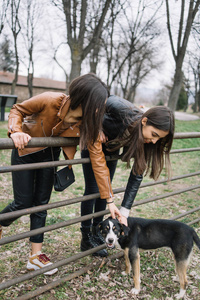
[69,73,110,149]
[106,106,174,180]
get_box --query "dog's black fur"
[97,217,200,299]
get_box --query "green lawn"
[0,118,199,300]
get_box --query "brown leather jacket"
[8,92,113,199]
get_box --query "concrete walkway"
[140,108,199,121]
[174,111,199,121]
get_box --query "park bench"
[0,94,17,121]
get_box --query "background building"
[0,71,66,103]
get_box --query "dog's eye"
[106,226,109,230]
[113,226,116,230]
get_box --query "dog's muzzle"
[106,237,115,249]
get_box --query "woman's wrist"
[106,198,114,204]
[107,200,114,204]
[119,206,130,218]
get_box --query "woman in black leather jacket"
[80,95,175,257]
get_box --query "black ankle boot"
[80,227,108,257]
[92,225,106,245]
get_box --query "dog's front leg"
[130,247,140,295]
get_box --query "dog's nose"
[108,238,114,244]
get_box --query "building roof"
[0,71,66,90]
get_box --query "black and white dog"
[97,217,200,299]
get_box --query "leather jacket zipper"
[107,176,112,198]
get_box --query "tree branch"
[181,0,200,58]
[78,0,87,45]
[53,42,69,82]
[82,0,112,59]
[165,0,176,60]
[177,0,185,55]
[62,0,72,43]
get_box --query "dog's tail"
[193,229,200,250]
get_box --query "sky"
[1,0,197,92]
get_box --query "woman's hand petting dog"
[107,202,122,220]
[118,215,128,226]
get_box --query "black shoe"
[92,225,106,245]
[80,227,108,257]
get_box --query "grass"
[0,118,199,299]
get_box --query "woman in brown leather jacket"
[0,73,121,274]
[80,95,175,257]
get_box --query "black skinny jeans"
[81,146,119,229]
[0,147,60,243]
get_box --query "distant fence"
[0,132,200,299]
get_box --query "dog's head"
[97,217,130,249]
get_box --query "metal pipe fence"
[0,132,199,297]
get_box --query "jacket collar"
[57,95,71,120]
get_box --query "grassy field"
[0,118,199,300]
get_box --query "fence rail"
[0,132,199,298]
[0,131,200,150]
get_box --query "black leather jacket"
[103,95,141,139]
[103,95,143,213]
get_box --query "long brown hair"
[106,106,174,180]
[69,73,110,149]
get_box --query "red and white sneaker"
[26,251,58,275]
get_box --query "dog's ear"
[120,224,130,236]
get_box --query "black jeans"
[0,147,60,243]
[81,146,119,228]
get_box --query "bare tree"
[53,42,69,90]
[119,44,162,102]
[0,0,10,35]
[155,83,172,106]
[7,0,21,94]
[102,0,163,99]
[0,35,15,71]
[52,0,112,81]
[87,0,123,75]
[188,53,200,112]
[165,0,200,111]
[20,0,43,97]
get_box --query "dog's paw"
[174,289,186,299]
[131,288,140,295]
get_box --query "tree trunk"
[166,0,200,111]
[126,85,136,103]
[28,72,33,98]
[89,45,100,74]
[198,64,200,112]
[11,53,19,95]
[11,80,16,95]
[198,90,200,112]
[168,66,184,111]
[69,57,82,81]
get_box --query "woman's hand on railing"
[10,132,31,150]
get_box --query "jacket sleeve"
[87,139,114,199]
[7,92,64,136]
[120,170,143,218]
[7,93,49,135]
